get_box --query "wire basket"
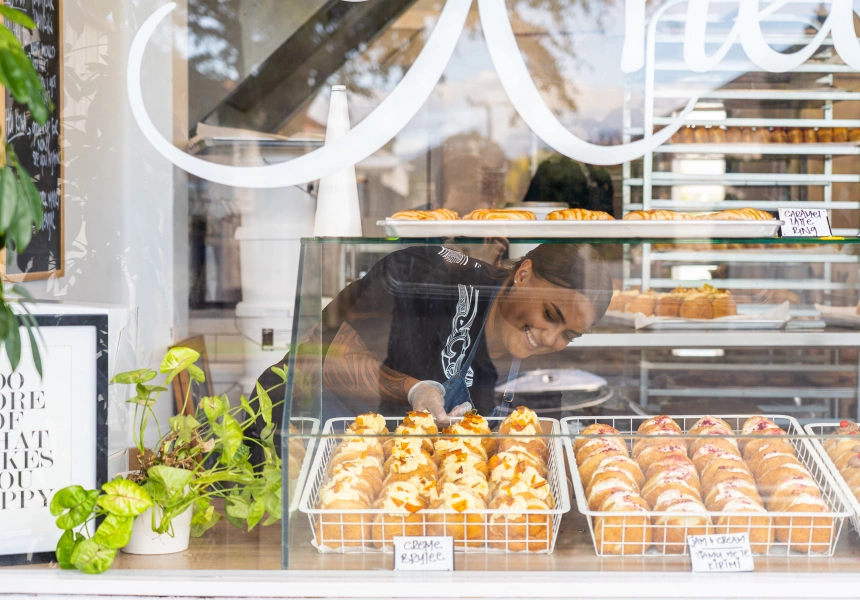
[804,423,860,535]
[287,417,320,513]
[298,416,570,553]
[561,415,851,557]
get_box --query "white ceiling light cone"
[314,86,362,237]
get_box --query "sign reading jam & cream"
[128,0,860,182]
[0,315,107,566]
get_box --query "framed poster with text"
[0,315,108,566]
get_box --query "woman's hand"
[408,381,471,426]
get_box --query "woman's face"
[490,260,597,359]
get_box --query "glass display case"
[281,236,860,576]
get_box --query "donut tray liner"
[561,415,851,557]
[298,416,570,554]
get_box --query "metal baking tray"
[601,311,787,331]
[378,219,784,239]
[822,316,860,330]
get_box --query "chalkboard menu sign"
[2,0,63,281]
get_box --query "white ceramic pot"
[121,502,192,555]
[117,472,192,555]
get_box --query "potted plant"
[50,346,286,574]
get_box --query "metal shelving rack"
[613,1,860,421]
[621,1,860,294]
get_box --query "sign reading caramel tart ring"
[0,315,107,566]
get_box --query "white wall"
[20,0,187,447]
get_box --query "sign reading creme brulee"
[393,536,454,571]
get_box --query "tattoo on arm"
[322,322,416,403]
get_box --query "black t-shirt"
[254,246,506,426]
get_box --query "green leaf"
[271,365,287,382]
[225,494,250,520]
[50,486,99,530]
[97,477,152,517]
[11,181,33,251]
[0,6,36,29]
[246,499,266,531]
[17,165,43,228]
[187,363,205,383]
[0,166,17,232]
[159,346,199,384]
[262,490,282,521]
[169,414,200,444]
[0,305,9,341]
[200,395,224,422]
[55,530,84,569]
[125,396,156,407]
[239,394,253,417]
[25,323,41,377]
[146,465,193,502]
[255,381,273,427]
[219,413,243,462]
[4,306,20,372]
[111,368,151,384]
[190,497,221,538]
[10,283,35,303]
[92,514,134,549]
[70,539,117,575]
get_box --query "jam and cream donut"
[594,492,652,555]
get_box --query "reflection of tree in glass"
[188,0,240,82]
[323,0,617,115]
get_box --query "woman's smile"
[524,326,539,349]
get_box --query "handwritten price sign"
[688,533,754,573]
[393,537,454,571]
[779,208,832,238]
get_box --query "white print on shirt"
[441,284,478,387]
[438,247,469,266]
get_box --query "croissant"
[463,209,536,221]
[623,210,694,220]
[546,208,614,221]
[390,208,459,221]
[700,208,774,221]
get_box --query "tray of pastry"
[604,287,790,330]
[378,219,783,239]
[287,418,321,513]
[560,414,851,557]
[298,408,570,553]
[804,421,860,535]
[379,207,782,239]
